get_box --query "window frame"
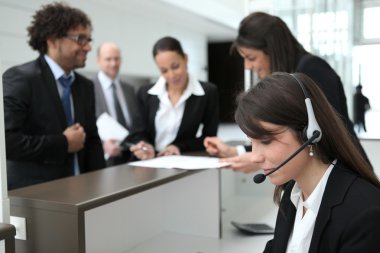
[354,0,380,45]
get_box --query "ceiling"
[91,0,253,41]
[160,0,246,29]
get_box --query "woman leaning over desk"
[235,72,380,253]
[204,11,370,171]
[129,36,219,160]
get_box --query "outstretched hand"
[220,152,260,173]
[204,136,238,158]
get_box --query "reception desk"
[9,163,220,253]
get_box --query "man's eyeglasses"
[63,34,93,46]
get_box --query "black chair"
[0,223,16,253]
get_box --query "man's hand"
[103,139,122,157]
[63,123,86,153]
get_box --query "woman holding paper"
[129,36,219,160]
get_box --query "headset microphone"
[253,73,322,184]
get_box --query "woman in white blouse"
[234,73,380,253]
[129,36,219,160]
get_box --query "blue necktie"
[59,75,78,176]
[59,75,74,126]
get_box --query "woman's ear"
[297,129,305,142]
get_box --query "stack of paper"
[128,155,231,170]
[96,112,129,141]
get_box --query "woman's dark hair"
[27,2,92,54]
[233,12,307,73]
[235,73,379,204]
[152,36,185,58]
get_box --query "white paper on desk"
[128,155,231,170]
[96,112,129,141]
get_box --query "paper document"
[96,112,129,141]
[128,155,231,170]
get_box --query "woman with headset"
[204,12,370,171]
[236,72,380,252]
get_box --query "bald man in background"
[93,42,138,166]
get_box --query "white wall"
[0,0,235,81]
[361,139,380,177]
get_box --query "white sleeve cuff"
[236,145,247,156]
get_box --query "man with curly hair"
[3,2,106,190]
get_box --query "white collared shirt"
[286,160,336,253]
[97,71,131,128]
[44,55,75,100]
[44,55,80,175]
[148,75,205,151]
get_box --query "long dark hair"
[233,12,307,73]
[235,73,379,204]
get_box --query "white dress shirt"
[97,71,131,128]
[44,55,79,175]
[236,145,247,155]
[44,55,75,105]
[286,160,336,253]
[148,75,205,151]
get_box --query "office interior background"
[1,0,380,252]
[1,0,380,134]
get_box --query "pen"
[120,141,149,151]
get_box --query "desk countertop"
[9,164,197,212]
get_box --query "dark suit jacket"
[264,162,380,253]
[93,76,138,165]
[93,76,138,128]
[296,54,349,120]
[3,56,105,190]
[129,81,219,152]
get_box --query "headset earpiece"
[290,74,322,143]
